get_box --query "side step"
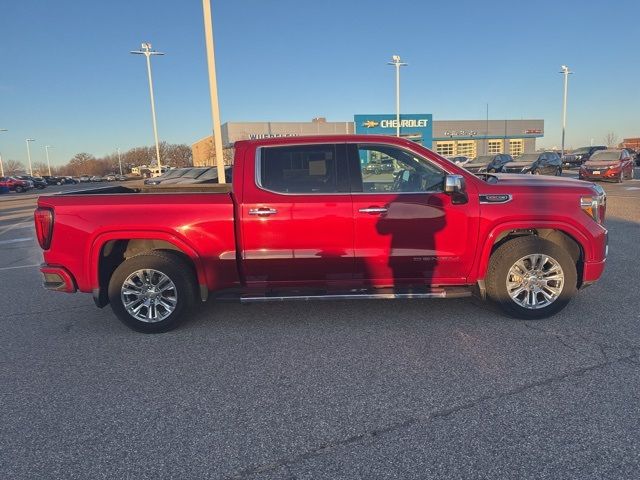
[239,287,472,303]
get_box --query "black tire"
[556,167,562,176]
[15,186,24,193]
[108,251,197,333]
[486,236,577,320]
[617,172,624,183]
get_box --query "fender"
[471,220,593,282]
[88,229,209,294]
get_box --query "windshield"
[468,155,494,164]
[589,151,621,161]
[512,154,539,163]
[572,147,591,155]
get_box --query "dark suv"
[501,152,563,176]
[464,154,513,174]
[562,146,607,167]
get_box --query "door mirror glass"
[444,174,465,193]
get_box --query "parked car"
[90,176,103,182]
[363,158,395,175]
[501,152,563,176]
[104,174,117,182]
[35,135,608,333]
[170,167,233,185]
[446,156,471,166]
[579,149,634,182]
[79,175,91,182]
[116,175,127,181]
[64,176,80,184]
[150,167,209,185]
[42,176,63,185]
[143,168,190,185]
[464,154,513,174]
[16,175,47,189]
[0,176,32,193]
[562,145,607,167]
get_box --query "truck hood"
[485,173,596,191]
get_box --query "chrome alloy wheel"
[120,269,178,322]
[506,254,564,310]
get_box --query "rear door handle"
[358,207,388,214]
[248,207,278,216]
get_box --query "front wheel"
[486,236,577,320]
[15,186,24,193]
[108,251,197,333]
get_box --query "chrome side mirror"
[444,174,468,204]
[444,174,465,194]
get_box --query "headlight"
[580,186,606,224]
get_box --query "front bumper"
[40,265,77,293]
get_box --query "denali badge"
[480,194,512,204]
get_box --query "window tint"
[357,144,445,193]
[260,144,341,194]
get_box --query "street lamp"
[0,129,7,177]
[117,147,123,176]
[202,0,226,183]
[25,138,35,176]
[559,65,573,157]
[44,145,53,177]
[131,42,164,175]
[387,55,407,137]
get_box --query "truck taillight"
[34,208,54,250]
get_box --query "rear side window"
[259,144,347,194]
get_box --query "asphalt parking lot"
[1,172,639,479]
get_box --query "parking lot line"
[0,237,33,245]
[0,263,40,271]
[0,221,32,237]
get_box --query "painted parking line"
[0,263,40,271]
[0,221,32,237]
[0,237,34,245]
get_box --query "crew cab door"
[348,143,479,286]
[240,143,355,287]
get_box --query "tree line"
[2,142,193,177]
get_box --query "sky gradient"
[1,0,638,167]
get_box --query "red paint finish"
[37,134,608,304]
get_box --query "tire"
[556,167,562,176]
[486,236,577,320]
[15,186,23,193]
[617,172,623,183]
[108,251,197,333]
[533,170,541,175]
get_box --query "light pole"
[44,145,53,177]
[117,148,123,176]
[0,129,7,177]
[560,65,572,157]
[131,42,164,175]
[388,55,407,137]
[202,0,226,183]
[25,138,35,176]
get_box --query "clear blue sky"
[1,0,638,166]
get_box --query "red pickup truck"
[35,135,608,332]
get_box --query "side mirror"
[444,174,468,205]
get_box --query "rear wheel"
[617,172,624,183]
[15,186,24,193]
[486,236,577,320]
[108,251,197,333]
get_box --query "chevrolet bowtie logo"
[362,120,379,128]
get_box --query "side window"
[260,144,344,194]
[357,144,445,193]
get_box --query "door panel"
[349,143,479,287]
[241,143,355,287]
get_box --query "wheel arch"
[90,233,208,307]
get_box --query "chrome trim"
[240,291,472,303]
[248,207,278,216]
[254,143,452,197]
[358,207,388,214]
[479,194,513,204]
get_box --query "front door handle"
[358,207,388,214]
[248,207,278,216]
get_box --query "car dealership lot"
[1,174,640,479]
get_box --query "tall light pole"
[44,145,53,177]
[560,65,572,157]
[202,0,226,183]
[117,147,123,176]
[0,129,7,177]
[131,42,164,174]
[25,138,35,176]
[388,55,407,137]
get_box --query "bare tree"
[3,159,25,174]
[604,132,618,148]
[32,162,49,176]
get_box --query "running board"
[239,288,472,303]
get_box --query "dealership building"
[192,116,544,166]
